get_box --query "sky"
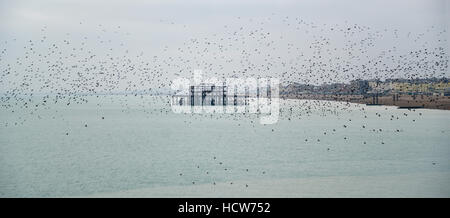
[0,0,449,93]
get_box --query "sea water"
[0,95,449,197]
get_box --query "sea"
[0,95,449,197]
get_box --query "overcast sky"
[0,0,449,92]
[1,0,448,43]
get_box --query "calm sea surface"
[0,95,449,197]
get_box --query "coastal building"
[368,80,393,94]
[432,82,450,96]
[391,81,450,95]
[349,79,369,95]
[280,78,450,96]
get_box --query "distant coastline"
[281,94,450,110]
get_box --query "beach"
[282,94,450,110]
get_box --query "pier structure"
[172,82,271,107]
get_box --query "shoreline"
[281,94,450,110]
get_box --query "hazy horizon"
[1,0,449,96]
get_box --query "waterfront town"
[281,78,450,109]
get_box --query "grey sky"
[0,0,449,93]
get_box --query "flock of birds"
[1,15,448,115]
[0,15,448,187]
